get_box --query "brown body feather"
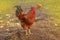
[16,6,36,29]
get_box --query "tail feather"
[18,6,23,12]
[15,6,23,17]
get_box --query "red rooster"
[15,6,36,35]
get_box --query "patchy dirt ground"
[0,12,60,40]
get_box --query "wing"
[23,7,36,24]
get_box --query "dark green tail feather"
[15,6,23,17]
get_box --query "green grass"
[0,0,60,21]
[46,0,60,21]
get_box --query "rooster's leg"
[28,29,32,35]
[25,29,28,35]
[24,27,29,36]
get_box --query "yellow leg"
[28,29,32,35]
[24,29,28,35]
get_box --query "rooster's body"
[15,6,36,35]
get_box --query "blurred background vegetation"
[0,0,60,33]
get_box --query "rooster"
[15,6,36,35]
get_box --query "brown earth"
[0,13,59,40]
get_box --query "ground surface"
[0,12,60,40]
